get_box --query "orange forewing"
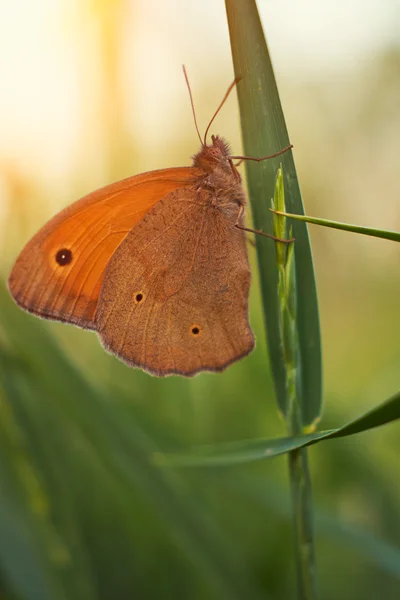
[8,167,201,329]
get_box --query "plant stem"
[273,172,318,599]
[288,410,318,600]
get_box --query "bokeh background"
[1,1,400,599]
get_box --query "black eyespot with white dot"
[55,248,73,266]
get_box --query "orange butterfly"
[9,68,291,376]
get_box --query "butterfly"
[8,68,291,377]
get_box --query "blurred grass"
[0,284,267,600]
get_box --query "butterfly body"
[9,135,255,376]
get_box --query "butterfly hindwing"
[96,186,254,376]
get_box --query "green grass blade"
[274,211,400,242]
[225,6,319,594]
[225,0,321,426]
[161,391,400,467]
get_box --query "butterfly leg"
[230,144,293,163]
[234,205,294,243]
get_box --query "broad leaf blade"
[225,0,322,425]
[161,391,400,467]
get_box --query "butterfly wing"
[8,167,201,329]
[96,187,254,376]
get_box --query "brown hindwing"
[96,186,254,376]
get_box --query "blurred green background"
[1,1,400,599]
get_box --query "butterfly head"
[192,135,232,173]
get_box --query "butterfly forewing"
[8,168,200,329]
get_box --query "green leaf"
[160,390,400,467]
[274,211,400,242]
[225,0,322,425]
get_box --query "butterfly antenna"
[203,76,240,146]
[182,65,203,146]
